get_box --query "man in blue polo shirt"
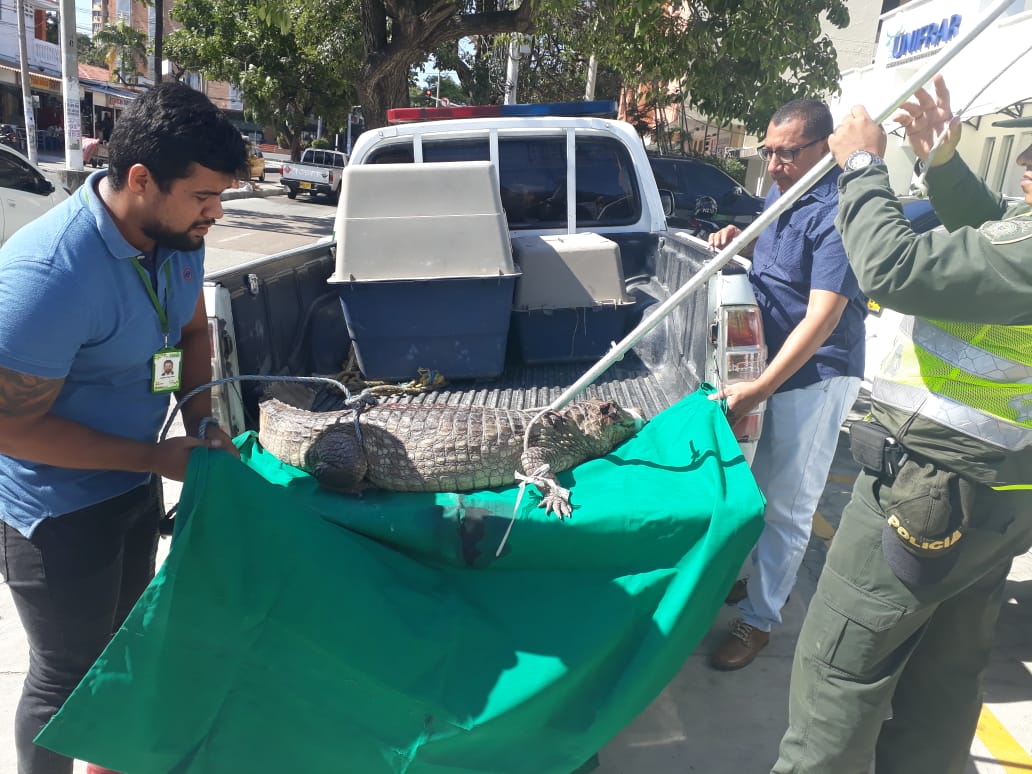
[0,83,247,774]
[707,99,866,670]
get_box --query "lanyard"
[131,256,173,346]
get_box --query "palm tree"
[93,22,149,86]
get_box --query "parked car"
[280,148,348,202]
[648,154,763,228]
[244,141,266,182]
[0,143,68,245]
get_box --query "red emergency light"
[386,101,618,125]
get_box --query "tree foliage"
[198,0,849,135]
[93,22,149,85]
[77,34,111,68]
[581,0,850,134]
[165,0,362,160]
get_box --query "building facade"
[829,0,1032,198]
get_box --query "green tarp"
[38,386,764,773]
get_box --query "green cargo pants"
[772,469,1032,774]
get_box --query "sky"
[75,0,92,36]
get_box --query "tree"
[580,0,850,135]
[165,0,361,160]
[93,22,149,85]
[77,34,105,67]
[222,0,849,134]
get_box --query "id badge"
[152,347,183,394]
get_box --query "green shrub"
[310,137,330,149]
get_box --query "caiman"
[258,397,644,517]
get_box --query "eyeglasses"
[758,137,826,163]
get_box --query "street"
[205,185,336,271]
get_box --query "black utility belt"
[848,420,909,479]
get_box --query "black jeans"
[0,480,160,774]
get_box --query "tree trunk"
[358,65,410,130]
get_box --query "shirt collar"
[79,170,175,262]
[770,166,842,207]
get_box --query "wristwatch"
[843,149,884,172]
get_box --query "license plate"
[299,181,312,190]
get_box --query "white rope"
[495,463,552,557]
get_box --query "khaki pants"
[772,470,1032,774]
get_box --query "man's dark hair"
[771,99,833,141]
[106,81,249,191]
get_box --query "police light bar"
[386,100,618,124]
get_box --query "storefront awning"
[81,80,139,101]
[0,62,62,91]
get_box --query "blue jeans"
[738,375,861,631]
[0,481,160,774]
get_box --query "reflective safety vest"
[871,316,1032,490]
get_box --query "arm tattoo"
[0,365,63,418]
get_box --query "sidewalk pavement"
[34,154,287,201]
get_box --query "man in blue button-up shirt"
[707,99,866,670]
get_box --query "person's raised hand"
[893,74,961,166]
[829,105,888,168]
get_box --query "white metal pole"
[546,0,1018,414]
[504,36,520,105]
[16,0,36,163]
[59,0,82,170]
[584,54,597,101]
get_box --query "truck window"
[575,139,639,227]
[367,144,415,164]
[362,133,640,230]
[497,138,567,228]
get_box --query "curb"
[222,185,287,202]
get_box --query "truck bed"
[206,232,718,432]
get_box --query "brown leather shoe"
[710,619,770,671]
[725,577,748,604]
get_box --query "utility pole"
[584,54,598,101]
[153,0,163,84]
[16,0,37,163]
[59,0,82,170]
[504,35,520,105]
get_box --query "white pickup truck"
[279,147,348,203]
[205,107,767,459]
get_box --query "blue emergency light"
[387,100,618,124]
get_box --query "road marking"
[976,705,1032,772]
[215,233,250,243]
[827,473,858,485]
[811,511,836,540]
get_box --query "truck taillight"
[732,413,762,442]
[717,305,767,443]
[725,307,763,348]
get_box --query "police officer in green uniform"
[772,74,1032,774]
